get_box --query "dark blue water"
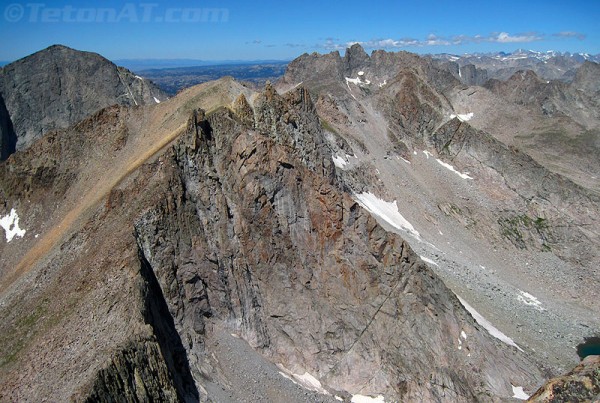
[576,336,600,359]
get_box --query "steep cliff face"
[0,44,168,157]
[132,88,542,401]
[0,93,16,161]
[84,246,199,403]
[458,64,489,86]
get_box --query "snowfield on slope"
[354,192,420,240]
[436,159,474,180]
[456,295,523,351]
[511,385,530,400]
[517,290,545,311]
[351,394,385,403]
[450,112,474,122]
[276,364,329,395]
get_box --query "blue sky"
[1,0,598,62]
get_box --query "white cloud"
[318,30,575,50]
[494,32,542,43]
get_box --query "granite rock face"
[0,44,167,158]
[458,64,489,86]
[528,355,600,402]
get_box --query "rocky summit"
[0,44,599,402]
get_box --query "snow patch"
[332,154,348,169]
[420,256,439,267]
[295,372,327,394]
[289,81,304,91]
[517,291,544,311]
[458,68,462,78]
[461,330,467,340]
[450,112,474,122]
[276,364,329,395]
[511,385,529,400]
[153,96,160,103]
[354,192,420,240]
[0,208,26,242]
[345,77,362,86]
[358,71,365,76]
[335,396,343,402]
[436,159,473,180]
[378,80,387,88]
[345,76,371,89]
[134,75,143,80]
[456,295,523,351]
[351,395,385,403]
[423,150,433,159]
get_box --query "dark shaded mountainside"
[0,45,598,402]
[0,44,168,161]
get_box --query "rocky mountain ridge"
[279,43,599,379]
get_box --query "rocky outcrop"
[377,70,451,145]
[253,84,335,178]
[572,61,600,95]
[132,88,542,401]
[278,45,599,382]
[458,64,489,86]
[232,93,254,128]
[84,340,182,403]
[528,355,600,402]
[280,44,459,98]
[0,44,168,157]
[84,244,199,403]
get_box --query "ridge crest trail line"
[0,121,188,294]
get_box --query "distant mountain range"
[432,49,600,83]
[434,49,599,63]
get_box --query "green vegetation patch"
[498,214,552,251]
